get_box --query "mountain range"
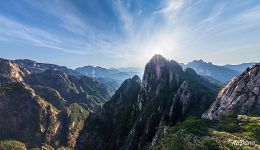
[0,58,113,149]
[0,55,259,150]
[223,63,257,72]
[76,54,219,150]
[75,60,255,90]
[75,66,143,90]
[182,60,256,84]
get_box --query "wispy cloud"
[0,15,87,54]
[113,0,134,36]
[113,0,260,66]
[154,0,185,19]
[22,0,89,35]
[0,0,126,58]
[0,0,259,67]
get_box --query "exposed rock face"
[0,58,113,149]
[124,56,217,150]
[0,60,30,83]
[0,82,89,148]
[0,82,58,147]
[203,63,260,120]
[76,76,141,150]
[25,69,112,111]
[76,54,218,150]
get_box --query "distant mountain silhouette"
[223,62,256,72]
[75,65,143,90]
[182,60,237,83]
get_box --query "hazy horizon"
[0,0,260,68]
[0,55,257,70]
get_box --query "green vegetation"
[238,115,260,142]
[40,144,55,150]
[0,140,76,150]
[66,103,89,147]
[148,115,260,150]
[216,113,240,133]
[172,116,209,135]
[67,103,89,123]
[0,140,26,150]
[148,117,220,150]
[56,147,71,150]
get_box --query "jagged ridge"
[0,58,113,149]
[76,54,218,150]
[203,63,260,120]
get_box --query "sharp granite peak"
[76,54,218,150]
[146,54,176,80]
[149,54,167,64]
[203,63,260,120]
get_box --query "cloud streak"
[0,0,259,67]
[0,15,87,54]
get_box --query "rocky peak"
[149,54,167,65]
[76,55,218,150]
[144,55,182,80]
[0,59,30,82]
[140,55,183,106]
[145,54,168,80]
[203,63,260,120]
[132,75,141,83]
[106,75,141,107]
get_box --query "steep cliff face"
[203,63,260,120]
[0,58,112,149]
[76,55,218,150]
[0,82,90,149]
[125,55,217,149]
[0,82,59,147]
[76,76,141,150]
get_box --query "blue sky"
[0,0,259,68]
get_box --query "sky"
[0,0,260,68]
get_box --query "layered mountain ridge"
[224,63,257,72]
[0,58,113,149]
[15,59,82,76]
[182,60,256,84]
[75,65,143,90]
[1,55,259,150]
